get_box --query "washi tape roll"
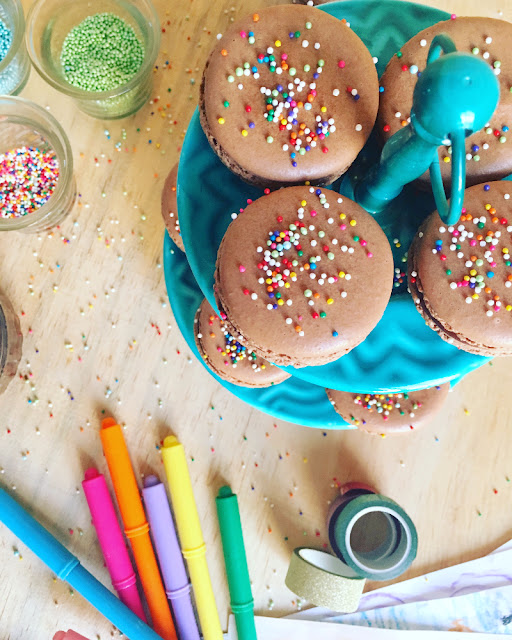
[285,547,365,613]
[327,484,376,526]
[328,493,418,581]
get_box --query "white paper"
[226,615,500,639]
[289,540,512,622]
[329,584,512,634]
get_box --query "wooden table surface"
[1,0,512,638]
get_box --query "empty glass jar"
[0,288,22,396]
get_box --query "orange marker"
[100,418,176,640]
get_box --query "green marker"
[215,486,257,640]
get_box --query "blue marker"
[0,487,162,640]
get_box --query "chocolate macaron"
[326,383,450,434]
[161,162,184,251]
[200,4,379,188]
[194,298,290,387]
[408,181,512,356]
[214,186,394,368]
[378,16,512,188]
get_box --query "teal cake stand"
[164,0,493,427]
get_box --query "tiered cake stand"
[164,0,494,428]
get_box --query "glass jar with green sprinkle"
[25,0,160,120]
[0,287,22,397]
[0,96,76,233]
[0,0,31,95]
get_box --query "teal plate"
[163,233,351,428]
[177,0,490,393]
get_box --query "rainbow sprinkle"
[429,186,512,316]
[0,146,59,218]
[206,313,263,370]
[218,16,363,168]
[248,188,373,337]
[352,392,418,424]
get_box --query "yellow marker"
[162,436,223,640]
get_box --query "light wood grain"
[1,0,512,638]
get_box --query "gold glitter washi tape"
[285,547,365,613]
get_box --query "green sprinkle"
[318,59,325,67]
[267,136,273,143]
[320,311,326,318]
[304,289,312,297]
[295,31,301,38]
[305,22,312,29]
[446,269,452,275]
[289,67,296,76]
[248,36,255,44]
[227,75,234,83]
[223,100,229,107]
[396,51,403,58]
[304,64,311,72]
[494,60,501,68]
[472,47,480,54]
[60,13,145,92]
[473,154,480,161]
[500,136,507,143]
[235,67,243,76]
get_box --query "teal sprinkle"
[60,13,145,92]
[0,18,12,63]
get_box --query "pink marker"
[82,468,146,621]
[53,632,90,640]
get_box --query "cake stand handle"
[429,129,466,226]
[427,35,465,226]
[354,34,499,225]
[426,33,457,63]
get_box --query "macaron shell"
[408,181,512,356]
[378,16,512,188]
[200,4,379,187]
[326,383,450,434]
[194,298,290,387]
[408,234,498,355]
[161,162,184,251]
[215,186,393,368]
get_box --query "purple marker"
[143,475,201,640]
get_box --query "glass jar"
[25,0,161,120]
[0,288,22,396]
[0,96,76,233]
[0,0,31,95]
